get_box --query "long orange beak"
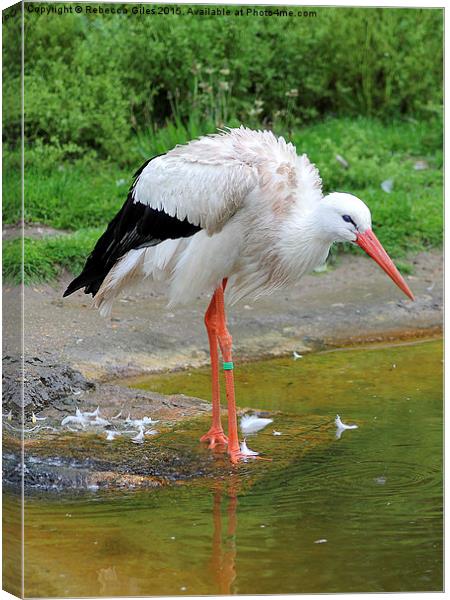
[356,229,415,301]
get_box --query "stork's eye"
[342,215,353,223]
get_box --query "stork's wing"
[63,138,257,298]
[134,128,322,232]
[132,142,258,235]
[63,128,321,300]
[63,183,201,298]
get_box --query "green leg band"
[223,361,234,371]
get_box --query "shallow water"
[13,339,443,595]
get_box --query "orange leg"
[200,288,228,448]
[210,483,237,595]
[221,490,237,594]
[215,280,243,464]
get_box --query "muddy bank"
[2,360,219,490]
[2,354,220,490]
[3,425,224,492]
[4,251,443,382]
[2,353,212,420]
[3,354,95,413]
[2,383,223,491]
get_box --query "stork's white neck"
[278,208,334,281]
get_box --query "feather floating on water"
[240,414,273,434]
[335,414,358,439]
[240,439,259,456]
[335,415,358,430]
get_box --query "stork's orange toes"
[200,428,228,449]
[228,448,246,465]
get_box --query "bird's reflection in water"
[93,477,241,596]
[210,478,240,595]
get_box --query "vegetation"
[3,116,443,284]
[2,5,443,284]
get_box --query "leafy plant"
[3,6,442,163]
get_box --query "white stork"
[64,126,414,463]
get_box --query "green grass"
[291,117,443,257]
[2,116,443,284]
[3,229,104,285]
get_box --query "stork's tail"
[63,271,102,298]
[92,249,146,317]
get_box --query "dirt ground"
[4,250,443,382]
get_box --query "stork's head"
[319,192,414,301]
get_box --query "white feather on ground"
[62,407,109,428]
[61,408,90,428]
[240,414,273,434]
[131,426,145,444]
[31,412,47,424]
[92,416,110,427]
[125,415,159,428]
[61,408,160,445]
[5,422,40,434]
[82,407,100,417]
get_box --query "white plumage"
[94,126,327,315]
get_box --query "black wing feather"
[63,156,201,298]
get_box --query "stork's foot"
[228,444,246,465]
[229,450,271,464]
[200,427,228,449]
[228,449,245,465]
[228,443,272,464]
